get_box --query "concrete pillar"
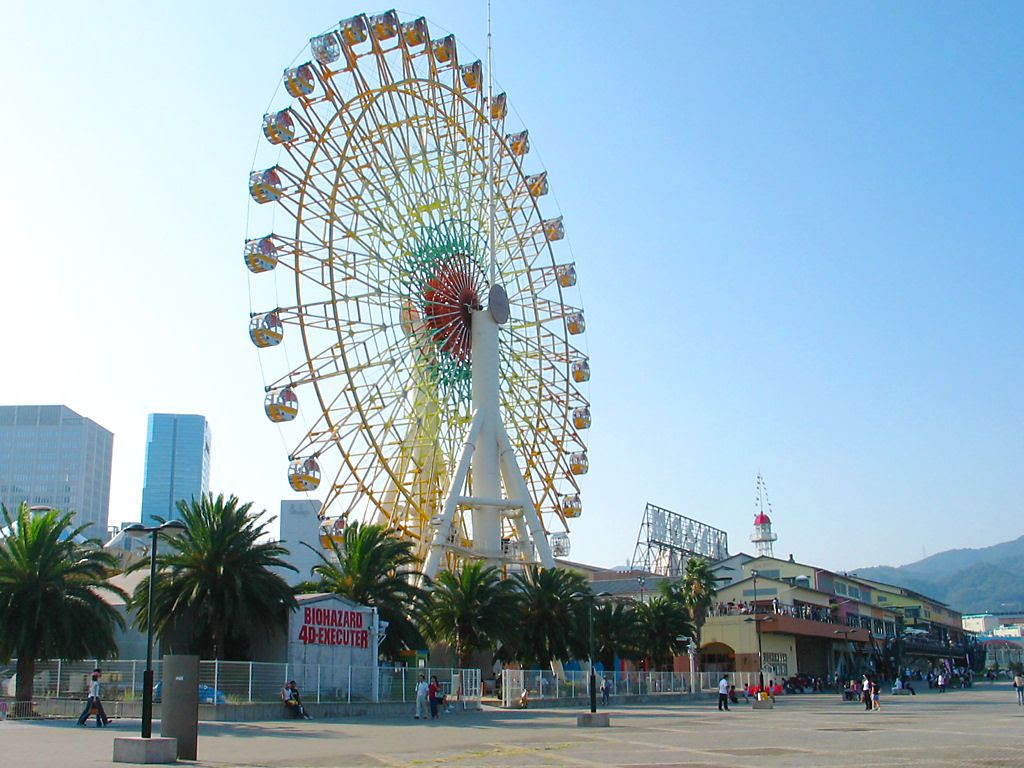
[161,655,199,760]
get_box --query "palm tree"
[512,566,592,668]
[672,556,719,665]
[305,521,425,659]
[129,493,296,660]
[421,562,518,668]
[593,600,640,669]
[635,596,693,670]
[0,503,126,716]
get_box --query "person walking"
[1013,672,1024,706]
[862,675,872,711]
[937,672,946,693]
[77,669,111,727]
[414,675,429,719]
[428,675,443,719]
[871,680,881,711]
[717,674,730,711]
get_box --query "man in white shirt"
[414,674,429,719]
[718,674,730,711]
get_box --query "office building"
[277,499,324,586]
[140,413,211,525]
[0,405,113,535]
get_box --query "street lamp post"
[676,635,698,694]
[751,569,764,691]
[589,591,612,714]
[123,520,187,739]
[637,576,646,604]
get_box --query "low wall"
[498,690,716,710]
[24,691,718,721]
[30,698,416,722]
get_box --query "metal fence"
[500,669,769,706]
[3,660,481,706]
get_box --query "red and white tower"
[750,472,778,557]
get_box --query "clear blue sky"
[2,2,1021,571]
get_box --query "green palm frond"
[128,493,296,660]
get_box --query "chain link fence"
[2,660,480,706]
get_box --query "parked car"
[151,682,227,705]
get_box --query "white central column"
[470,307,502,559]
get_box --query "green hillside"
[854,535,1024,614]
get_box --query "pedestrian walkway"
[3,685,1022,767]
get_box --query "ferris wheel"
[245,10,589,569]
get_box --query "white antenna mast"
[486,0,497,285]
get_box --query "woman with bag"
[428,676,443,719]
[77,669,111,727]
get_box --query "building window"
[763,652,788,677]
[835,583,848,596]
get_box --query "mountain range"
[853,534,1024,615]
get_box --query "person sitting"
[728,684,739,704]
[281,680,311,719]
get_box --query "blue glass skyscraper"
[140,414,210,525]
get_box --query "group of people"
[716,675,785,710]
[859,675,882,711]
[280,680,312,719]
[414,675,453,720]
[926,667,971,690]
[712,600,833,623]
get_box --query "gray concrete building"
[277,499,324,585]
[0,404,113,536]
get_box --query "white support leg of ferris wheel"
[421,410,482,580]
[422,306,552,579]
[498,427,555,568]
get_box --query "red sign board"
[297,606,369,648]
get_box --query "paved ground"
[4,685,1023,767]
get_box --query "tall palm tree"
[635,595,693,670]
[129,493,296,660]
[672,556,719,665]
[421,562,518,668]
[0,503,126,716]
[593,600,640,669]
[306,522,425,659]
[512,566,592,668]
